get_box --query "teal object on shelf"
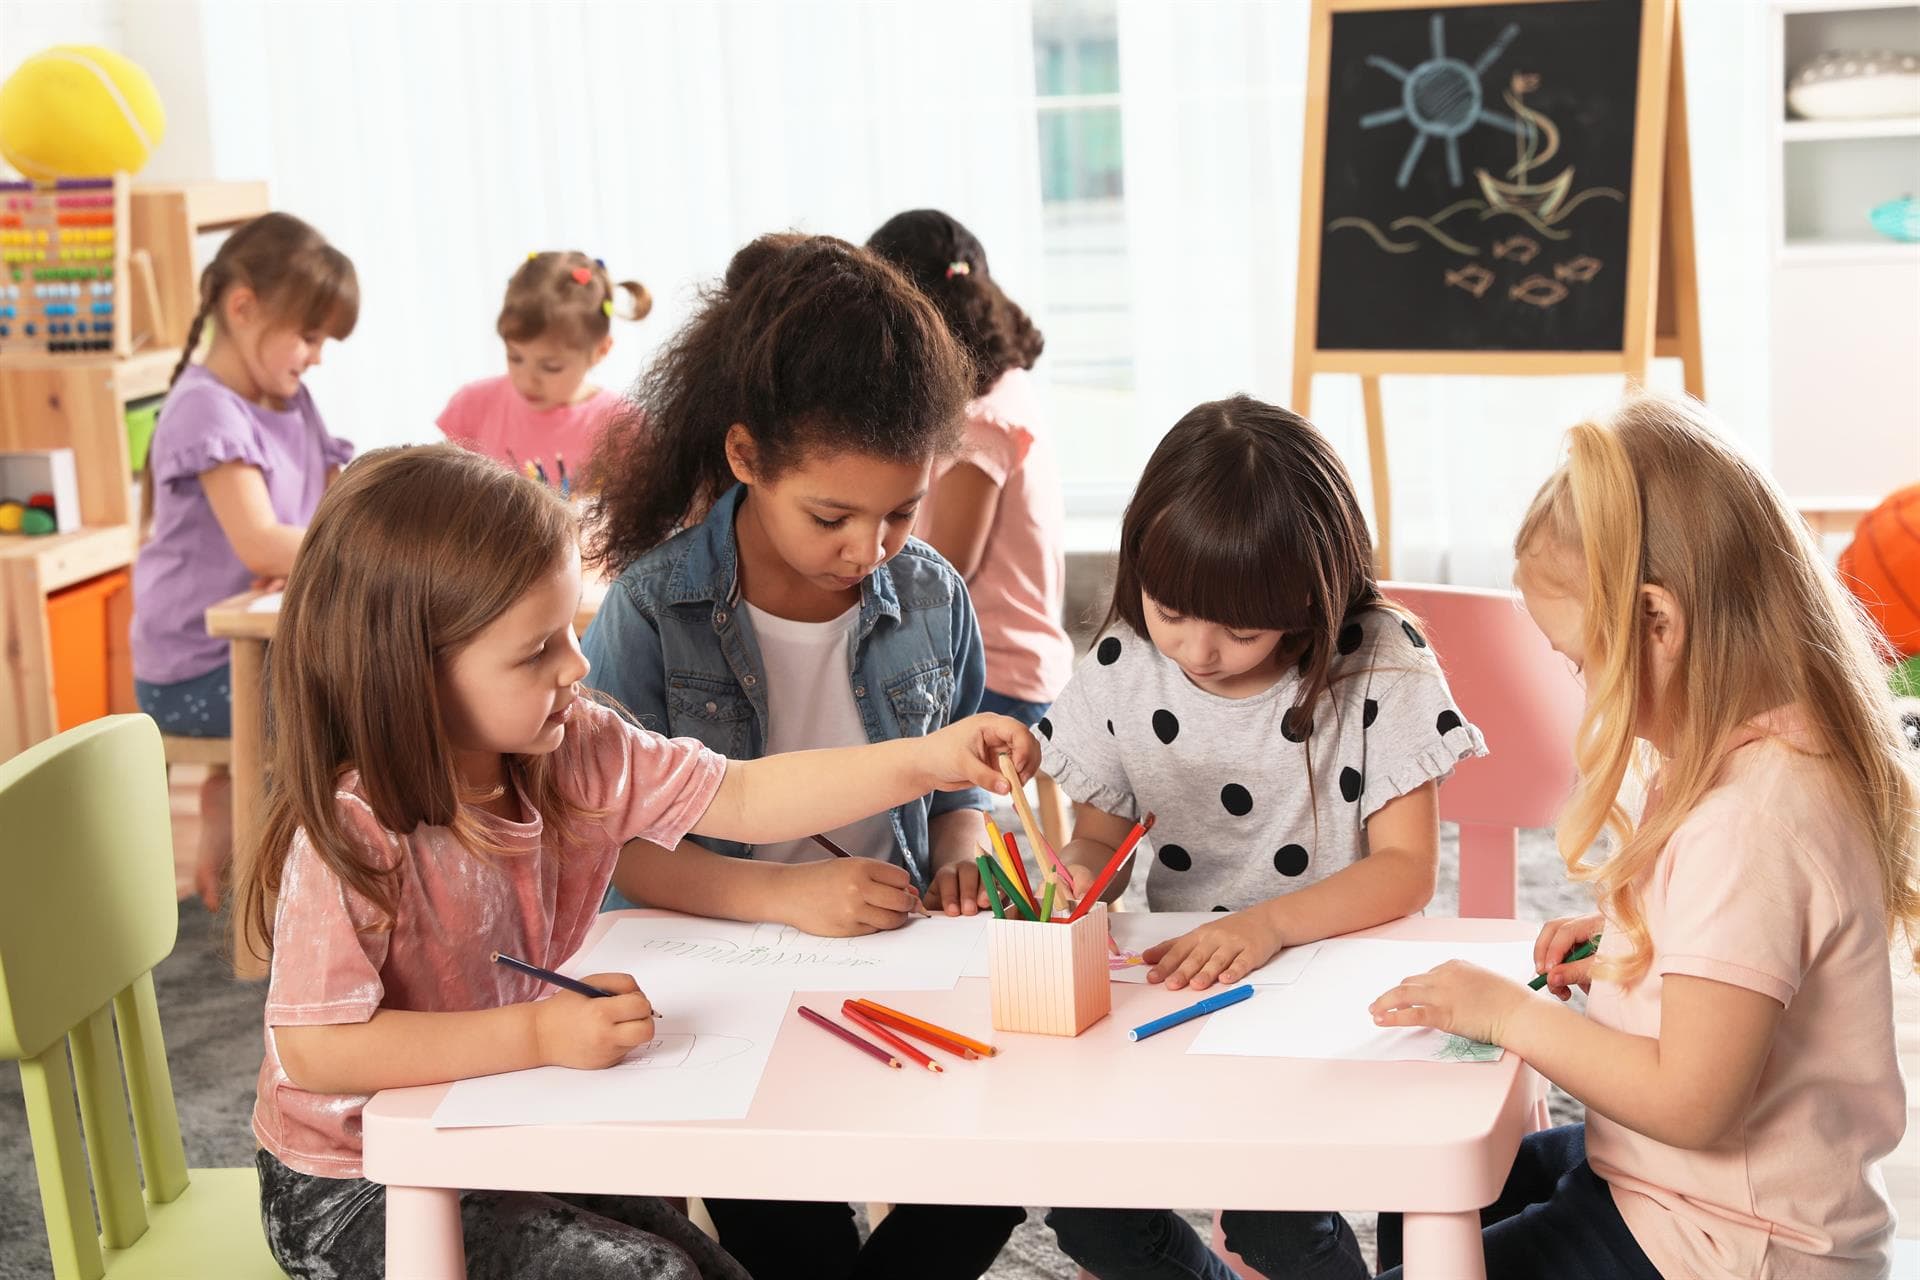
[1870,196,1919,243]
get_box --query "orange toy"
[1840,484,1920,659]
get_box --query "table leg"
[385,1184,465,1278]
[1402,1210,1486,1280]
[228,635,268,979]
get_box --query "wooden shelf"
[0,525,135,591]
[1783,116,1920,141]
[134,181,269,232]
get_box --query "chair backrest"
[1381,582,1585,829]
[0,715,192,1278]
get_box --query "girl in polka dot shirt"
[1041,394,1485,1280]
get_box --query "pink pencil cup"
[986,902,1111,1036]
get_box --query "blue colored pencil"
[492,951,613,999]
[1127,983,1254,1042]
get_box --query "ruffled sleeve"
[1352,612,1488,820]
[1038,634,1144,820]
[147,379,268,487]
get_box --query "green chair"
[0,715,282,1279]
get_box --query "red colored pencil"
[797,1005,900,1069]
[1067,812,1157,922]
[842,1002,943,1073]
[1002,832,1039,911]
[849,998,996,1058]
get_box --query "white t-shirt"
[742,601,897,865]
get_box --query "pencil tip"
[929,1063,944,1072]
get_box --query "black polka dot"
[1152,709,1180,744]
[1097,636,1122,665]
[1363,698,1379,728]
[1281,707,1312,742]
[1339,767,1364,802]
[1212,905,1230,912]
[1157,843,1192,872]
[1106,719,1115,736]
[1436,709,1462,736]
[1221,783,1253,816]
[1037,716,1053,740]
[1401,620,1427,649]
[1273,844,1310,876]
[1338,621,1364,655]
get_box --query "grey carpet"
[1,827,1590,1278]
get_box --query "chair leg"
[1456,823,1518,919]
[1035,772,1071,852]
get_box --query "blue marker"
[1127,982,1255,1042]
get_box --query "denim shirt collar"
[661,484,902,639]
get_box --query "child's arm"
[1142,782,1441,990]
[921,463,1001,579]
[274,971,658,1096]
[1370,962,1783,1150]
[925,807,992,914]
[201,462,304,577]
[615,835,921,937]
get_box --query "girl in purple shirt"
[131,211,358,910]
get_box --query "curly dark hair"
[866,209,1043,397]
[586,233,973,571]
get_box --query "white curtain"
[1115,0,1773,587]
[177,0,1045,454]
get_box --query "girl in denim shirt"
[581,233,1023,1280]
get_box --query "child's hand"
[1142,909,1284,990]
[1535,912,1603,1000]
[788,857,921,936]
[530,972,656,1069]
[1368,961,1530,1045]
[925,858,989,915]
[915,714,1039,795]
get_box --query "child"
[1369,394,1915,1280]
[438,250,649,486]
[581,233,1026,1279]
[131,211,357,912]
[866,209,1072,729]
[239,443,1037,1280]
[1040,395,1486,1280]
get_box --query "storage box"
[0,449,82,533]
[125,395,164,473]
[987,902,1112,1037]
[48,569,130,730]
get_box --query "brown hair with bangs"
[498,250,651,352]
[1107,395,1385,725]
[237,444,597,961]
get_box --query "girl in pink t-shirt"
[1370,394,1917,1280]
[438,251,649,488]
[867,210,1073,725]
[238,444,1038,1280]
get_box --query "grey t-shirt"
[1038,608,1487,912]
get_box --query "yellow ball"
[0,46,166,180]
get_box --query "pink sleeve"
[263,796,403,1028]
[436,384,481,447]
[955,408,1031,487]
[1652,814,1828,1007]
[574,701,727,849]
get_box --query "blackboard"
[1314,1,1644,352]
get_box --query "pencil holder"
[987,902,1111,1036]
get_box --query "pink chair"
[1382,581,1585,920]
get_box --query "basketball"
[1840,484,1920,659]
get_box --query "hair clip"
[571,266,593,285]
[528,251,540,261]
[594,257,606,268]
[602,299,614,317]
[944,261,971,279]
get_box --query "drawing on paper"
[636,923,884,972]
[1433,1034,1502,1063]
[612,1033,757,1072]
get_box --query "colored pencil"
[555,452,570,498]
[797,1005,900,1069]
[977,854,1007,919]
[979,853,1036,920]
[1039,878,1056,922]
[842,1002,943,1072]
[812,833,853,858]
[996,752,1053,884]
[492,951,613,999]
[1127,983,1254,1042]
[1003,831,1038,907]
[1066,812,1157,922]
[984,816,1015,883]
[1528,935,1601,991]
[850,998,996,1058]
[1031,832,1079,907]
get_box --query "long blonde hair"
[238,444,596,961]
[1516,393,1920,982]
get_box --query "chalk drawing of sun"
[1361,14,1524,190]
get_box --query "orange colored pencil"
[842,1001,943,1072]
[850,998,998,1058]
[850,1003,979,1059]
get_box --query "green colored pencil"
[1039,879,1057,921]
[979,854,1036,920]
[977,854,1006,919]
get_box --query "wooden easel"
[1291,0,1702,575]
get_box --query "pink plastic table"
[363,913,1542,1279]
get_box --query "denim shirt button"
[853,684,866,698]
[713,610,728,626]
[705,701,718,714]
[743,674,757,688]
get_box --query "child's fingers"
[1145,932,1201,981]
[1164,940,1231,990]
[1184,947,1239,991]
[611,1016,657,1050]
[1371,1002,1439,1028]
[1368,981,1428,1019]
[855,903,913,932]
[603,990,656,1024]
[955,862,983,915]
[582,971,640,997]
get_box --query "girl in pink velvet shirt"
[239,443,1038,1280]
[1371,394,1916,1280]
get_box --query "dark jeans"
[1045,1206,1366,1280]
[700,1197,1024,1280]
[1377,1125,1663,1280]
[978,689,1052,729]
[256,1148,749,1280]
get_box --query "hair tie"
[570,266,593,285]
[602,299,614,317]
[528,251,540,261]
[944,261,971,279]
[594,257,606,268]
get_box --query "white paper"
[247,591,283,613]
[432,986,789,1128]
[961,911,1325,985]
[1186,938,1535,1063]
[578,913,991,995]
